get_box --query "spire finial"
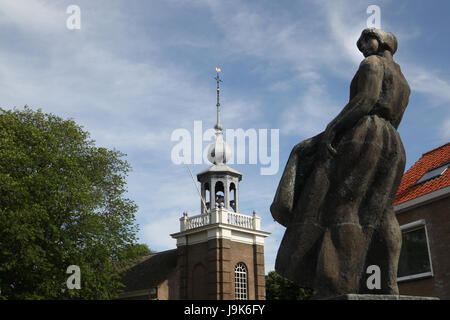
[207,67,231,165]
[214,67,223,132]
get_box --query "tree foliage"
[0,106,142,299]
[265,271,315,300]
[119,243,153,262]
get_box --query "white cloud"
[141,216,179,250]
[198,0,337,74]
[405,66,450,106]
[132,169,202,250]
[323,1,370,52]
[442,118,450,140]
[280,82,339,137]
[0,0,64,32]
[261,221,286,273]
[89,127,172,152]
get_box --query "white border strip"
[397,271,433,283]
[394,185,450,213]
[399,219,426,231]
[397,219,434,283]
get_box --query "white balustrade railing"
[186,213,210,230]
[227,212,254,229]
[180,207,260,231]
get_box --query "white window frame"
[234,262,248,300]
[397,219,434,282]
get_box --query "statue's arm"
[325,56,384,145]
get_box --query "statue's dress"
[271,56,410,296]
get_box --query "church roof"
[395,142,450,205]
[121,249,177,292]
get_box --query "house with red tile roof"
[394,142,450,299]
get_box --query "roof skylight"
[415,163,449,185]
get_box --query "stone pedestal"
[323,294,439,300]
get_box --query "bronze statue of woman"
[271,28,410,297]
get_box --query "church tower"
[171,69,270,300]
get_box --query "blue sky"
[0,0,449,273]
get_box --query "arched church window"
[234,262,248,300]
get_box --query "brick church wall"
[175,238,266,300]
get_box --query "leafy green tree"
[0,106,142,299]
[118,243,153,262]
[265,271,314,300]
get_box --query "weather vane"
[214,67,223,132]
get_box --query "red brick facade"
[396,196,450,299]
[176,239,266,300]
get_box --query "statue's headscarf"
[357,28,398,55]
